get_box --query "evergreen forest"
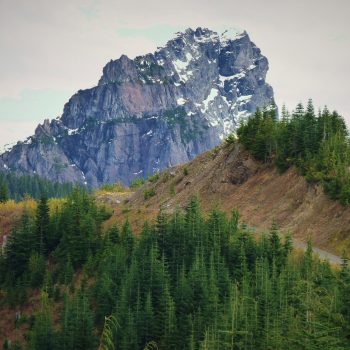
[0,172,73,202]
[1,189,350,349]
[237,100,350,204]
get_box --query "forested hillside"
[0,172,73,202]
[237,100,350,204]
[1,190,350,349]
[102,104,350,257]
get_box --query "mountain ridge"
[0,27,274,187]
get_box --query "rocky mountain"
[0,27,274,187]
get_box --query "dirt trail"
[293,239,342,265]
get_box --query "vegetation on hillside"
[1,193,350,349]
[237,100,350,204]
[2,100,350,349]
[0,172,74,202]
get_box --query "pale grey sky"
[0,0,349,150]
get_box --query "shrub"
[100,183,126,192]
[162,172,170,183]
[144,188,156,200]
[130,178,145,189]
[121,207,131,214]
[170,183,176,196]
[148,173,160,183]
[225,133,236,144]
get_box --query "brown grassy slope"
[0,198,66,250]
[101,142,350,255]
[0,199,36,250]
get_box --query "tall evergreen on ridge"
[35,195,50,255]
[0,180,9,203]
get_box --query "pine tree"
[60,255,74,285]
[139,292,155,346]
[156,209,168,256]
[95,272,114,325]
[5,211,35,279]
[158,282,177,349]
[269,221,283,270]
[0,181,9,203]
[107,225,120,244]
[339,255,350,339]
[174,264,193,347]
[28,252,46,288]
[28,292,56,350]
[59,291,96,350]
[120,219,134,256]
[35,195,50,255]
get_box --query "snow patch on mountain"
[201,88,219,113]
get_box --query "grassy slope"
[99,142,350,256]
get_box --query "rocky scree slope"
[0,27,274,187]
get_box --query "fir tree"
[28,292,56,350]
[0,181,9,203]
[35,195,50,255]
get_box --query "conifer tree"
[5,211,35,278]
[120,219,134,256]
[28,252,46,287]
[107,225,120,244]
[28,292,56,350]
[156,209,168,256]
[35,195,50,255]
[59,291,96,350]
[0,181,9,203]
[139,292,155,346]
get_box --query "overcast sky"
[0,0,349,150]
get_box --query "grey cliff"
[0,27,274,187]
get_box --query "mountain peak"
[0,26,274,187]
[169,26,247,45]
[159,27,245,51]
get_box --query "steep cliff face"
[0,27,274,187]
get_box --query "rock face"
[0,27,274,187]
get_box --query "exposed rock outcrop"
[0,27,274,187]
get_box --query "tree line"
[0,172,74,202]
[237,100,350,204]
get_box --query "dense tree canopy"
[1,194,350,349]
[0,172,73,201]
[237,101,350,204]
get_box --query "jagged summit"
[162,27,247,49]
[0,27,274,187]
